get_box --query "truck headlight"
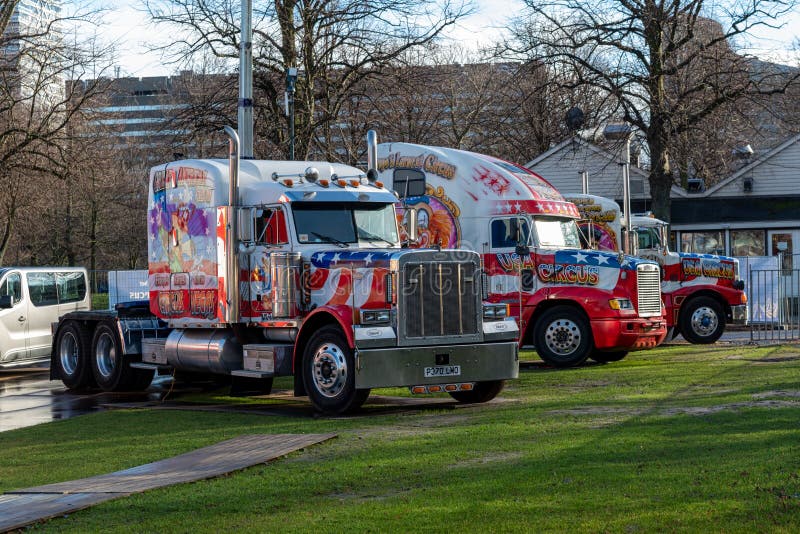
[608,298,634,311]
[483,303,509,320]
[360,309,391,324]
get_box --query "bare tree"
[144,0,471,160]
[0,1,19,35]
[0,6,112,263]
[506,0,799,220]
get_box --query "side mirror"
[238,207,255,242]
[511,217,529,255]
[0,295,12,309]
[406,208,419,243]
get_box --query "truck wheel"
[302,326,369,415]
[590,350,628,363]
[680,296,725,344]
[55,321,94,390]
[91,322,154,391]
[448,380,505,404]
[534,306,592,368]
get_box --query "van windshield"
[292,202,399,246]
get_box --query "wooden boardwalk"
[0,433,336,532]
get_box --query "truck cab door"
[0,271,28,365]
[247,206,290,320]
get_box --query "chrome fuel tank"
[164,328,243,374]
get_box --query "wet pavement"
[0,369,168,433]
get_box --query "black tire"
[91,322,154,391]
[589,350,628,363]
[54,321,94,390]
[679,296,725,344]
[533,305,592,368]
[448,380,505,404]
[302,326,369,415]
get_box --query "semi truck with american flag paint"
[49,130,519,414]
[564,194,747,344]
[373,138,667,367]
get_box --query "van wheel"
[534,306,592,368]
[680,296,725,344]
[55,321,94,390]
[302,326,369,415]
[448,380,505,404]
[91,322,154,391]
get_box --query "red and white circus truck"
[371,137,667,368]
[49,130,519,414]
[565,194,747,344]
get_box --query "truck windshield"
[533,216,582,249]
[636,226,663,250]
[292,202,399,246]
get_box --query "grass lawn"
[1,343,799,532]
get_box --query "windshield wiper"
[357,228,395,247]
[309,231,349,248]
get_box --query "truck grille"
[636,264,662,318]
[401,260,479,342]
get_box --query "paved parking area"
[0,370,168,432]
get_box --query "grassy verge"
[2,344,799,532]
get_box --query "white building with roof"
[526,134,800,266]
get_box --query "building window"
[680,231,725,255]
[731,230,765,257]
[771,233,793,270]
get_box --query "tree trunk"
[648,171,672,223]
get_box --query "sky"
[70,0,800,78]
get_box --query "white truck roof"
[149,158,396,205]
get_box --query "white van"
[0,267,91,369]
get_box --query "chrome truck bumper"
[354,341,519,389]
[730,304,748,325]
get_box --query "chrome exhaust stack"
[366,130,378,180]
[223,125,240,324]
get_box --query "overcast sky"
[71,0,799,78]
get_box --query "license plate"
[424,365,461,378]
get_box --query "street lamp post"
[285,67,298,160]
[238,0,253,158]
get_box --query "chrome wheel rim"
[311,342,347,398]
[544,318,581,356]
[59,331,79,376]
[95,331,117,379]
[690,306,718,337]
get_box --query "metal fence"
[740,254,800,342]
[89,270,149,310]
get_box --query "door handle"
[18,316,25,322]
